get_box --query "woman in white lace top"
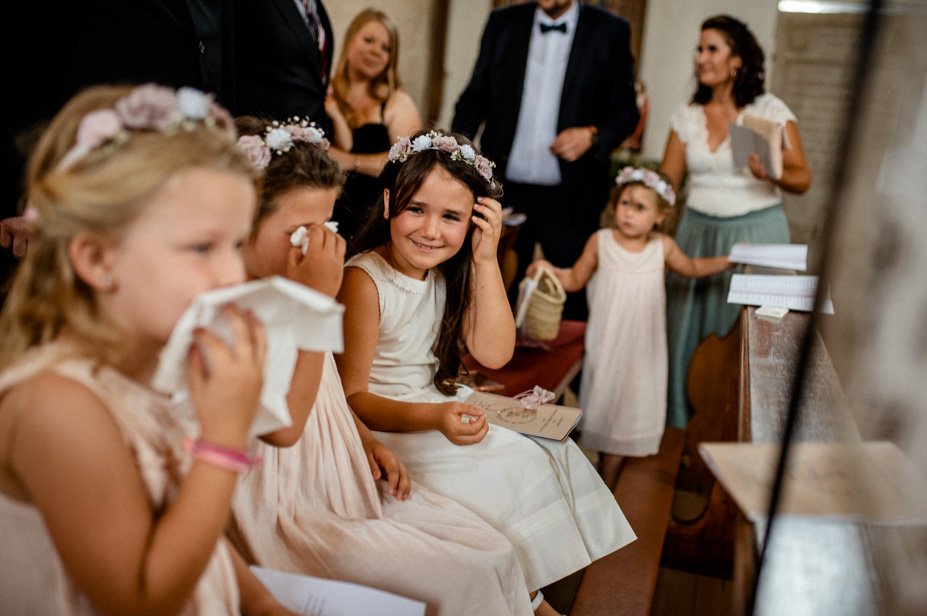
[659,14,811,427]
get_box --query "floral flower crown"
[236,117,330,170]
[388,131,496,185]
[615,166,676,207]
[57,84,235,171]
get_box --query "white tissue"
[151,276,345,437]
[290,222,340,255]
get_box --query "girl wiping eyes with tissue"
[228,116,534,616]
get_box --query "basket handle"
[535,265,565,296]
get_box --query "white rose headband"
[57,84,235,171]
[388,131,497,185]
[236,117,330,170]
[615,166,676,207]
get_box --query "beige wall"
[636,0,779,162]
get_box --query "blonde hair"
[0,84,258,370]
[330,9,402,129]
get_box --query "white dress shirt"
[506,2,580,185]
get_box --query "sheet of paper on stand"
[727,274,834,314]
[699,442,927,524]
[251,566,426,616]
[466,390,582,441]
[151,276,345,437]
[728,242,808,271]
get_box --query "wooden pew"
[461,320,586,400]
[567,427,686,616]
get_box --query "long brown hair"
[347,131,503,394]
[330,9,402,129]
[691,14,766,108]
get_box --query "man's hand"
[550,126,596,162]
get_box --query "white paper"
[513,278,538,328]
[727,274,834,314]
[151,276,345,437]
[252,566,426,616]
[729,243,808,271]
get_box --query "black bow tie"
[540,22,567,34]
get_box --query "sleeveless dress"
[579,231,666,456]
[345,251,636,591]
[227,352,532,616]
[332,103,391,241]
[0,344,239,615]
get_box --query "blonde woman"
[325,8,422,239]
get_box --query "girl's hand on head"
[470,197,503,266]
[364,438,412,500]
[437,402,489,446]
[286,224,346,298]
[186,305,267,448]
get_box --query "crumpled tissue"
[151,276,345,437]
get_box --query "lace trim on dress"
[348,251,433,295]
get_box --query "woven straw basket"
[519,266,566,341]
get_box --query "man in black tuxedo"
[234,0,334,129]
[453,0,638,320]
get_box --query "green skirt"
[665,205,789,428]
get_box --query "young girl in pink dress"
[528,166,733,490]
[337,131,635,616]
[227,116,533,616]
[0,84,298,615]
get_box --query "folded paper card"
[151,276,345,437]
[466,390,582,441]
[252,566,426,616]
[730,114,791,180]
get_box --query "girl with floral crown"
[229,116,533,616]
[528,167,734,490]
[0,84,300,615]
[337,130,635,616]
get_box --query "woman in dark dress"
[325,9,421,240]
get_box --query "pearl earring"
[101,273,114,289]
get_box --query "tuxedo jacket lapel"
[269,0,323,79]
[560,3,589,128]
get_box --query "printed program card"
[466,391,582,441]
[727,274,834,314]
[252,566,426,616]
[729,243,808,271]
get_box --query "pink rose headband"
[615,166,676,207]
[388,131,497,185]
[236,117,330,170]
[57,84,235,171]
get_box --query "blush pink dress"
[227,352,533,616]
[0,344,240,615]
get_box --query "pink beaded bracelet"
[182,436,262,473]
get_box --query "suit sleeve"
[451,13,499,140]
[595,18,639,156]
